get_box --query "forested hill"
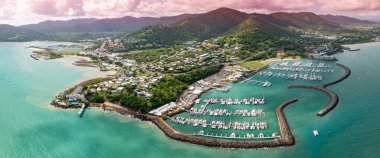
[0,24,49,42]
[128,8,372,45]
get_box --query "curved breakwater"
[63,62,351,148]
[94,100,298,149]
[322,63,351,88]
[288,63,351,116]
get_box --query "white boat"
[230,132,236,138]
[313,130,319,136]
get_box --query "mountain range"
[130,8,364,44]
[0,24,49,41]
[0,8,376,42]
[19,14,196,33]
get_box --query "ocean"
[0,42,379,158]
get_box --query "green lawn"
[239,61,266,70]
[52,50,83,55]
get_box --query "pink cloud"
[1,0,380,25]
[322,0,380,11]
[28,0,85,16]
[82,0,141,16]
[4,0,380,17]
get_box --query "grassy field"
[239,61,266,70]
[52,50,83,55]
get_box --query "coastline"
[49,56,350,149]
[261,57,301,64]
[50,55,115,104]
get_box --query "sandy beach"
[62,55,92,61]
[55,55,115,88]
[261,57,302,64]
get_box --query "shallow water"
[0,42,379,158]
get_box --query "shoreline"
[50,57,350,149]
[261,57,302,64]
[51,55,115,101]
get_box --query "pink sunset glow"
[0,0,379,25]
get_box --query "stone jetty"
[94,100,298,149]
[288,63,351,116]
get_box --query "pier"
[195,131,280,140]
[170,116,268,130]
[240,79,272,87]
[288,85,338,116]
[78,103,86,118]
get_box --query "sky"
[0,0,379,26]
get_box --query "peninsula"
[36,8,372,149]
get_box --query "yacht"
[313,130,319,136]
[230,132,236,138]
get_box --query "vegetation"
[122,48,173,62]
[88,93,105,103]
[148,76,188,110]
[249,51,277,60]
[239,61,266,70]
[84,64,225,113]
[85,76,188,113]
[81,78,111,88]
[175,65,223,84]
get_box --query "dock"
[78,103,86,118]
[195,131,280,140]
[30,54,39,60]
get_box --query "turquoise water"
[167,59,342,139]
[0,42,379,158]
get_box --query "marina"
[170,116,268,130]
[195,130,280,140]
[258,71,324,81]
[215,86,231,92]
[201,97,266,105]
[189,108,265,117]
[240,79,272,87]
[277,61,333,68]
[1,41,378,157]
[166,60,348,143]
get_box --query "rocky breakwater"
[288,63,351,116]
[98,100,298,149]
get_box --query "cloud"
[321,0,380,11]
[136,0,317,16]
[358,10,380,17]
[1,0,380,25]
[82,0,142,16]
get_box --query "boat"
[230,132,236,138]
[313,130,319,136]
[258,132,264,138]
